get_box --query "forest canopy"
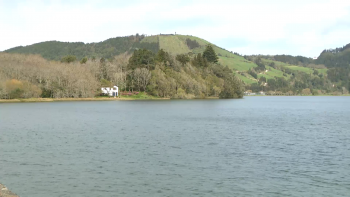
[0,48,244,99]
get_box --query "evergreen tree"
[61,55,76,63]
[128,49,155,70]
[203,45,218,63]
[176,54,190,66]
[156,49,171,65]
[191,53,208,67]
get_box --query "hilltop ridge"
[4,34,237,59]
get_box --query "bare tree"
[140,68,151,92]
[133,68,142,91]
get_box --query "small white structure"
[101,86,118,97]
[244,92,256,96]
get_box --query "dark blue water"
[0,97,350,196]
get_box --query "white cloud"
[1,0,350,57]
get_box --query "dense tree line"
[0,45,244,99]
[320,43,350,54]
[249,55,315,67]
[5,34,157,61]
[0,53,99,99]
[317,49,350,69]
[125,46,243,98]
[315,44,350,92]
[273,55,314,66]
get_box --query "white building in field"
[101,86,118,97]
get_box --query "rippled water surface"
[1,97,350,196]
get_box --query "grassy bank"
[1,94,348,103]
[118,92,166,100]
[0,97,132,103]
[0,93,221,103]
[0,94,170,103]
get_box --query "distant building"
[244,92,256,96]
[244,91,265,96]
[101,86,118,97]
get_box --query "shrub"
[61,55,77,63]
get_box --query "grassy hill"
[4,34,350,94]
[1,34,329,82]
[4,34,261,84]
[145,35,332,88]
[4,34,254,67]
[159,36,191,54]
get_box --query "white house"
[101,86,118,97]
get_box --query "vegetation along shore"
[0,94,171,103]
[0,35,244,100]
[1,34,350,98]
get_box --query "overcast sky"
[1,0,350,57]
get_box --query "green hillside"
[4,33,260,78]
[219,56,257,71]
[4,35,160,61]
[236,73,257,84]
[140,36,158,43]
[159,36,191,55]
[3,34,350,95]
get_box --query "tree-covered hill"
[4,34,154,61]
[4,34,253,66]
[3,34,350,95]
[0,44,244,99]
[241,43,350,95]
[3,34,262,85]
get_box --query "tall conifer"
[203,45,218,63]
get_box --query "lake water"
[0,97,350,197]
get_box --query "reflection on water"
[0,97,350,196]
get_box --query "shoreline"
[0,95,349,103]
[245,94,350,97]
[0,97,170,103]
[0,184,18,197]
